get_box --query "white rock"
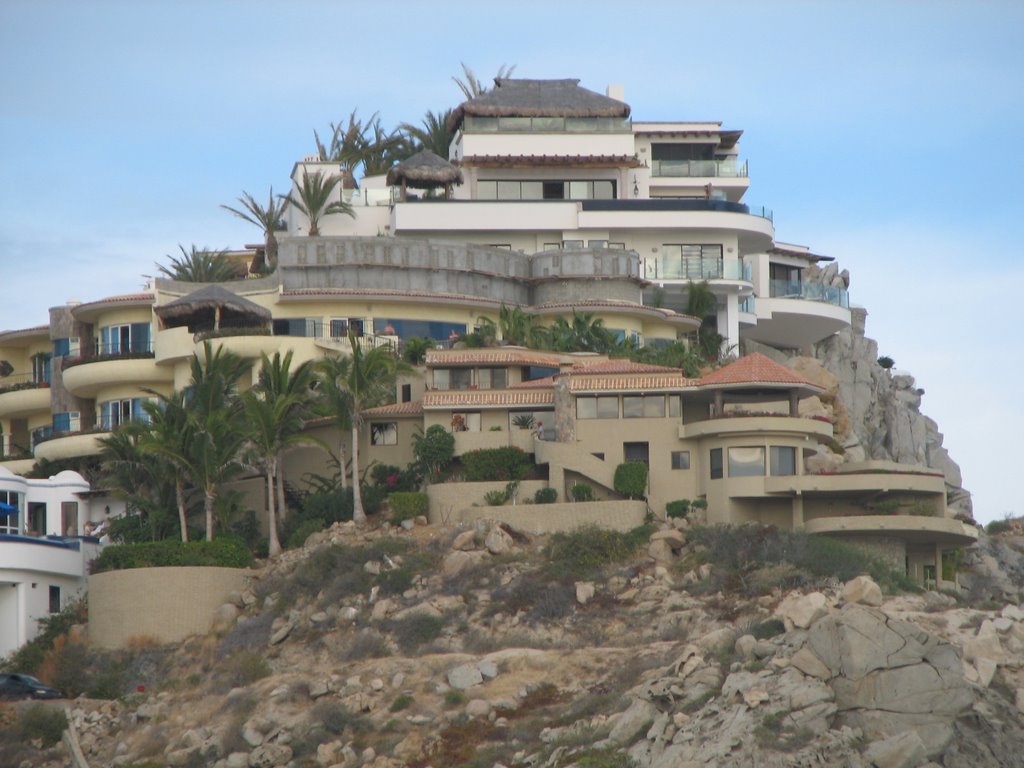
[862,730,927,768]
[842,575,883,607]
[608,699,659,745]
[1001,604,1024,622]
[448,663,484,690]
[776,591,829,629]
[452,530,477,550]
[575,581,595,605]
[465,699,491,718]
[734,634,757,658]
[477,659,499,679]
[485,526,515,555]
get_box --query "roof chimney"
[606,84,625,102]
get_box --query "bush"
[370,463,419,493]
[534,487,558,504]
[571,483,594,502]
[17,704,67,747]
[389,613,446,654]
[216,650,271,691]
[390,492,428,523]
[750,619,786,640]
[987,519,1012,535]
[666,499,690,519]
[462,447,531,482]
[413,425,455,481]
[390,693,414,712]
[483,489,508,506]
[613,462,648,499]
[877,356,895,369]
[690,499,708,511]
[285,518,326,549]
[2,600,87,675]
[543,524,655,581]
[91,537,252,573]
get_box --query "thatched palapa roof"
[448,78,630,133]
[386,150,464,189]
[156,285,270,331]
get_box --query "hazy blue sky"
[1,1,1021,523]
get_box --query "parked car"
[0,673,63,700]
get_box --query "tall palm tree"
[187,342,249,540]
[314,354,353,493]
[284,172,354,236]
[399,109,455,158]
[685,281,724,361]
[137,390,195,542]
[320,336,409,523]
[157,244,240,282]
[313,109,376,188]
[243,351,319,555]
[499,305,545,347]
[360,116,404,177]
[220,188,289,271]
[545,310,616,353]
[453,63,516,100]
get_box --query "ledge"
[804,514,979,545]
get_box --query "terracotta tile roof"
[72,293,154,311]
[569,373,693,392]
[0,324,51,341]
[362,401,424,417]
[423,389,554,408]
[426,348,563,368]
[698,353,819,389]
[281,288,524,305]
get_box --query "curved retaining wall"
[88,566,254,649]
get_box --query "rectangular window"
[710,448,723,479]
[478,368,507,389]
[100,398,148,430]
[52,412,80,434]
[401,384,412,403]
[576,396,618,419]
[623,442,649,464]
[49,586,61,614]
[0,490,19,535]
[477,180,497,199]
[61,502,78,536]
[53,338,80,357]
[661,244,725,280]
[623,395,665,418]
[98,323,151,355]
[433,368,471,390]
[370,423,398,446]
[372,319,464,341]
[330,318,349,337]
[671,451,690,470]
[728,446,766,477]
[668,396,682,418]
[770,446,797,476]
[452,412,481,432]
[273,318,322,337]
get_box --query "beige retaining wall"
[442,499,647,534]
[88,567,254,649]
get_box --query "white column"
[718,293,740,353]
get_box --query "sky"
[1,0,1021,524]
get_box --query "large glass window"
[98,323,151,355]
[370,423,398,446]
[31,353,52,385]
[100,398,148,430]
[710,448,723,479]
[660,245,725,280]
[273,318,323,337]
[433,368,472,390]
[52,412,80,434]
[478,368,508,389]
[477,180,616,201]
[577,396,618,419]
[372,319,465,341]
[770,446,797,476]
[0,490,20,535]
[53,338,80,357]
[668,396,682,418]
[622,395,665,418]
[728,446,766,477]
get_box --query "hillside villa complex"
[0,77,976,637]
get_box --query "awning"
[0,501,18,517]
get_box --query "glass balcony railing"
[651,159,748,178]
[739,295,756,313]
[644,257,752,282]
[769,280,850,308]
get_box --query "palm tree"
[314,354,353,493]
[453,63,516,100]
[98,425,181,541]
[545,310,616,353]
[187,342,249,540]
[360,116,404,177]
[137,390,195,542]
[685,281,724,361]
[157,244,240,282]
[313,109,377,188]
[243,351,319,556]
[284,171,354,236]
[320,336,409,523]
[399,109,455,158]
[498,305,544,347]
[220,189,288,271]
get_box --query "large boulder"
[805,604,972,757]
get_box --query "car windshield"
[12,674,44,686]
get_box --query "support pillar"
[792,494,804,529]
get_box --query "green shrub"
[390,492,428,523]
[690,499,708,511]
[388,613,445,654]
[571,483,594,502]
[412,425,455,482]
[666,499,690,519]
[218,650,271,690]
[91,537,252,573]
[534,487,558,504]
[17,704,67,747]
[1,600,87,675]
[443,689,467,707]
[483,489,508,506]
[877,356,895,369]
[389,693,414,712]
[370,464,419,493]
[286,518,326,549]
[462,447,530,481]
[543,524,655,580]
[613,462,648,499]
[987,519,1012,535]
[749,618,786,639]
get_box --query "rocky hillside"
[12,515,1024,768]
[742,262,973,519]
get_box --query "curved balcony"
[33,431,107,462]
[680,415,834,440]
[804,515,978,546]
[62,356,169,398]
[154,326,195,364]
[0,535,96,579]
[0,384,50,419]
[765,467,946,496]
[742,295,851,349]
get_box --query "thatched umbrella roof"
[155,285,270,332]
[386,150,464,189]
[448,78,630,133]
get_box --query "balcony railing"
[644,257,752,282]
[0,374,50,396]
[739,295,755,313]
[651,159,748,178]
[769,280,850,308]
[63,342,156,370]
